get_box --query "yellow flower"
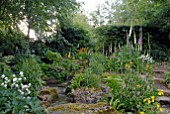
[151,96,155,102]
[136,84,141,88]
[158,90,164,96]
[140,112,144,114]
[157,104,160,108]
[159,108,163,112]
[130,61,133,65]
[125,63,131,70]
[146,64,149,70]
[148,99,151,104]
[143,98,147,102]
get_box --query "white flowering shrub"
[1,72,31,95]
[0,72,45,114]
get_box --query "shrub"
[45,50,62,62]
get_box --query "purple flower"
[138,33,142,45]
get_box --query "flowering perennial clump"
[1,71,31,96]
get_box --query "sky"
[76,0,106,13]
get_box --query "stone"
[70,88,103,104]
[47,102,119,114]
[39,87,58,103]
[45,77,57,85]
[40,101,51,108]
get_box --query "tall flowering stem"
[138,27,143,51]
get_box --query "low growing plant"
[107,73,159,113]
[70,70,101,89]
[0,73,45,114]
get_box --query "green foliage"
[0,24,29,56]
[94,25,170,61]
[15,57,44,96]
[104,74,123,92]
[88,52,106,75]
[0,0,80,38]
[0,62,11,75]
[42,51,79,83]
[45,50,62,62]
[108,73,158,113]
[0,89,45,114]
[70,70,101,89]
[0,72,45,114]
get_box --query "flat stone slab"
[153,69,166,73]
[156,96,170,105]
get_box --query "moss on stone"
[47,102,119,114]
[39,88,58,102]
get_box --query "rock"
[39,87,58,103]
[156,96,170,104]
[70,88,103,104]
[40,101,51,108]
[47,102,119,114]
[65,86,72,95]
[45,77,57,85]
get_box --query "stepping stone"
[154,77,165,83]
[156,96,170,104]
[153,69,166,73]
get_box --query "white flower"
[1,83,4,86]
[27,96,30,99]
[4,77,8,80]
[22,85,28,89]
[28,83,31,87]
[18,78,22,81]
[23,77,26,80]
[5,80,8,84]
[27,90,31,94]
[21,91,24,95]
[20,71,24,77]
[15,84,19,88]
[2,74,5,78]
[13,74,16,77]
[18,89,22,93]
[13,78,17,82]
[7,80,10,83]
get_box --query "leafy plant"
[45,50,62,62]
[88,52,106,75]
[108,73,158,113]
[0,73,45,114]
[15,57,44,96]
[70,70,101,89]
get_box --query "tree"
[0,0,80,38]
